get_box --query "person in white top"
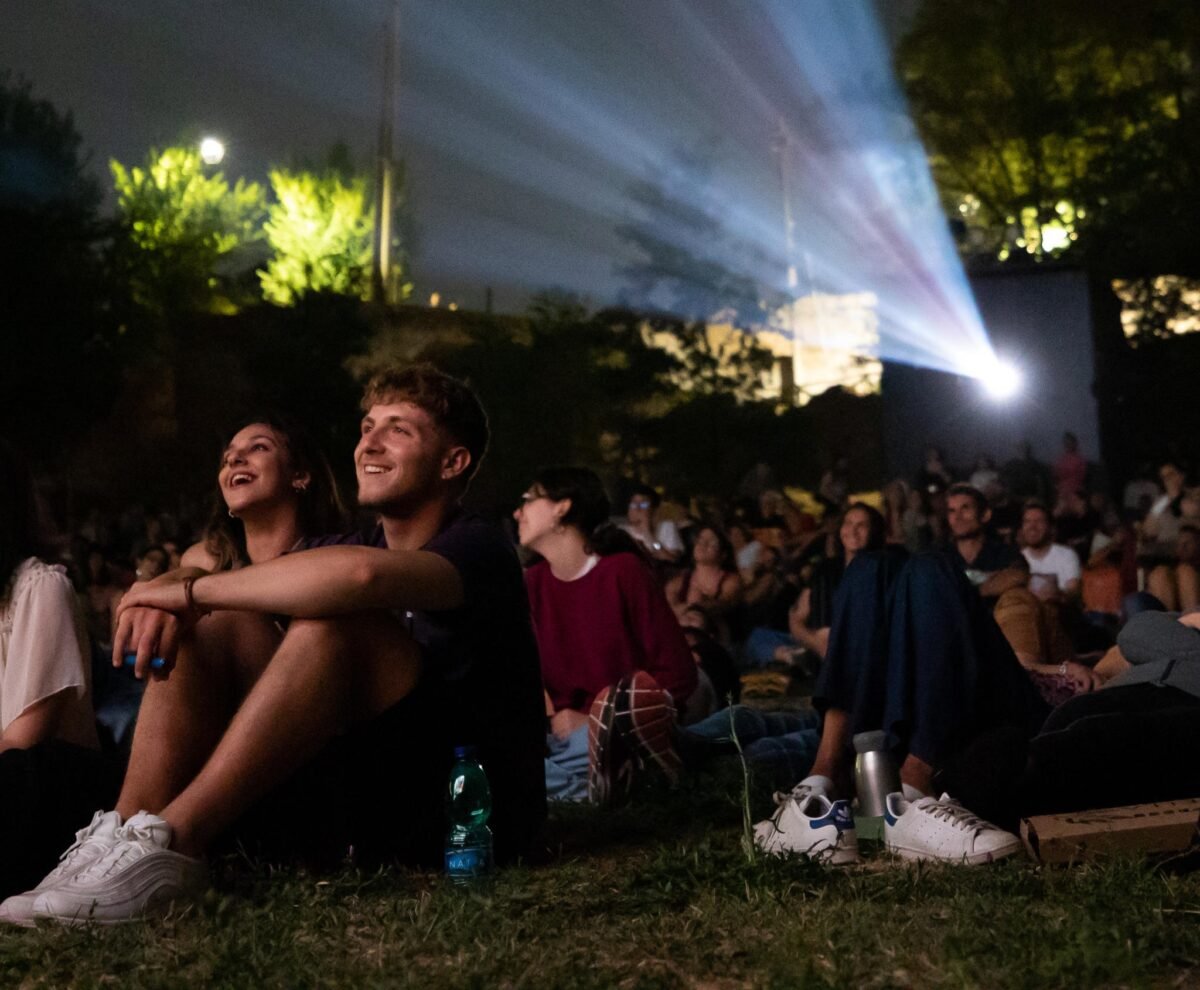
[1019,502,1081,603]
[620,484,683,563]
[0,443,97,753]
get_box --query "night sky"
[2,0,920,313]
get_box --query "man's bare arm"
[119,546,464,619]
[979,565,1029,598]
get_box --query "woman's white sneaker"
[754,775,860,865]
[0,810,123,927]
[884,792,1023,865]
[32,812,206,925]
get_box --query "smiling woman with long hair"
[188,415,345,573]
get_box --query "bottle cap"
[453,744,477,760]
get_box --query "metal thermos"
[853,730,901,818]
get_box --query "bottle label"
[445,845,490,877]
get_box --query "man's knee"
[995,587,1038,613]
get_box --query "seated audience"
[915,446,953,497]
[1138,462,1187,562]
[945,608,1200,832]
[0,440,118,901]
[517,467,700,805]
[1053,488,1101,562]
[2,365,546,926]
[620,483,684,564]
[881,479,910,547]
[78,545,125,652]
[1053,432,1087,502]
[728,522,763,582]
[94,416,347,753]
[946,485,1098,698]
[1019,502,1080,604]
[1147,524,1200,612]
[764,503,887,668]
[665,524,743,632]
[755,550,1047,866]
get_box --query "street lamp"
[199,136,226,166]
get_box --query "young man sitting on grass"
[0,365,547,925]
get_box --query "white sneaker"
[884,792,1023,865]
[0,810,123,927]
[32,812,206,925]
[754,775,860,864]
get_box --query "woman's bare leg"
[116,610,280,820]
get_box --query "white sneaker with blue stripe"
[884,792,1023,865]
[754,775,860,864]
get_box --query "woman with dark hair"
[514,467,700,805]
[745,502,887,668]
[184,416,345,573]
[795,502,887,655]
[664,524,743,628]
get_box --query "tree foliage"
[900,0,1200,273]
[0,75,117,460]
[110,146,265,313]
[259,167,375,305]
[0,72,98,212]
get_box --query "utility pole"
[372,0,399,304]
[771,119,799,403]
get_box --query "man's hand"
[549,708,588,742]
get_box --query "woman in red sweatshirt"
[515,467,702,805]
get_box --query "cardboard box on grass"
[1021,798,1200,865]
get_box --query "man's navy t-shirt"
[301,510,546,863]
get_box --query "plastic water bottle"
[444,745,493,883]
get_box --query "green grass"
[2,771,1200,989]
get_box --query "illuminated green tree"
[259,168,374,305]
[900,0,1200,271]
[110,146,265,313]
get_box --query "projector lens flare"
[978,358,1022,400]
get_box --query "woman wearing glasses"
[514,468,701,806]
[620,484,683,564]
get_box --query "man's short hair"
[1022,499,1051,522]
[947,483,988,515]
[361,364,489,483]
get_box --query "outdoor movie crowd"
[1,363,1199,926]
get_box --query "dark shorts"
[225,681,448,869]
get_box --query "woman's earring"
[293,480,309,492]
[228,508,237,519]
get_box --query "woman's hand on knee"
[112,605,186,680]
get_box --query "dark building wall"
[882,267,1100,481]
